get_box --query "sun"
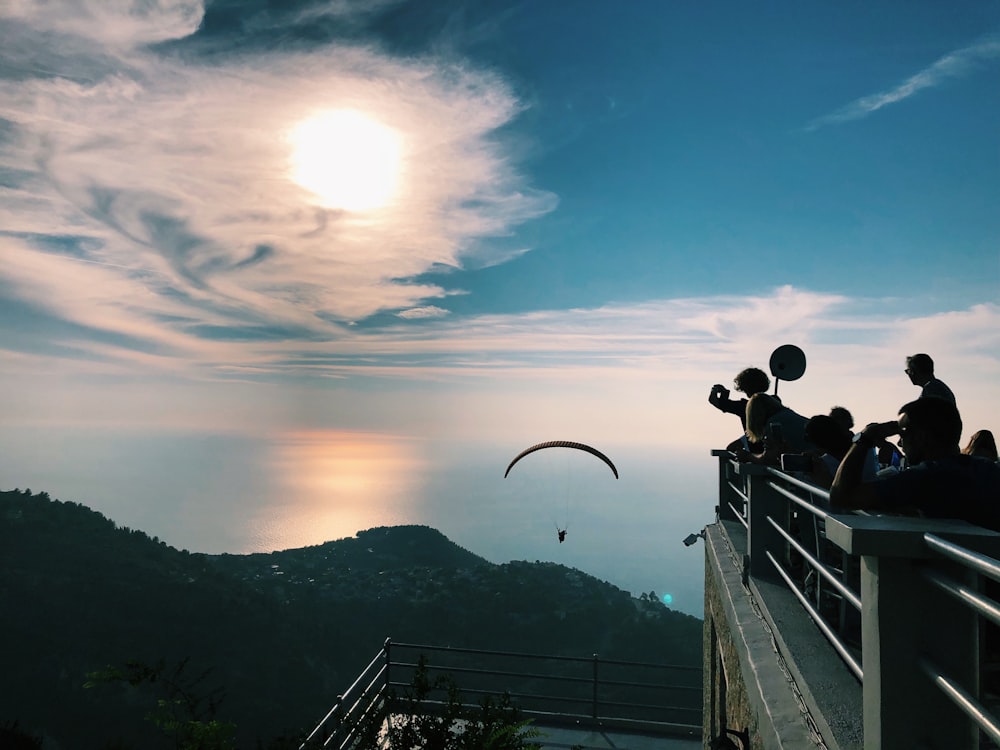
[289,110,402,212]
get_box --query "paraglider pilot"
[557,529,567,543]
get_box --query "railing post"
[592,653,599,721]
[745,465,787,582]
[383,637,392,730]
[384,637,392,689]
[826,516,1000,749]
[864,555,979,749]
[712,450,741,523]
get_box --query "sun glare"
[248,431,424,551]
[289,110,402,212]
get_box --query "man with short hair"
[830,398,1000,529]
[905,353,956,404]
[828,406,854,433]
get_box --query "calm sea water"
[3,427,716,617]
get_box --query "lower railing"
[300,639,702,749]
[713,448,1000,748]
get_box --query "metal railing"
[300,638,702,749]
[920,532,1000,746]
[715,449,863,677]
[300,646,390,750]
[712,448,1000,748]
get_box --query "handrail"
[301,648,388,749]
[924,532,1000,584]
[723,452,863,682]
[920,658,1000,746]
[919,533,1000,741]
[764,549,864,681]
[765,515,861,612]
[764,466,830,502]
[765,479,829,518]
[389,641,702,722]
[392,659,702,693]
[301,639,703,748]
[922,569,1000,628]
[389,640,702,671]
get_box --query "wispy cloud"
[3,284,998,447]
[398,306,450,320]
[807,34,1000,130]
[3,0,205,48]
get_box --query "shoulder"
[773,406,802,420]
[921,378,956,402]
[876,456,1000,511]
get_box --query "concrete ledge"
[748,576,863,750]
[705,523,831,749]
[825,515,1000,558]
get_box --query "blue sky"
[2,1,999,484]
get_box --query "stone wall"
[703,526,757,749]
[702,521,830,750]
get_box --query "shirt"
[871,454,1000,530]
[921,378,956,405]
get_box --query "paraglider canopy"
[504,440,619,479]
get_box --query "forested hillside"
[0,489,702,749]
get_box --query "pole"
[592,653,599,721]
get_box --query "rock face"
[0,489,703,749]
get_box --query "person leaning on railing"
[803,414,878,489]
[829,398,1000,530]
[734,393,811,466]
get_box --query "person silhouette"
[905,353,956,404]
[557,529,567,543]
[709,367,771,451]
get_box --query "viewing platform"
[706,449,1000,749]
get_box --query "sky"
[2,1,999,561]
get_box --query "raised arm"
[829,421,899,509]
[708,384,730,411]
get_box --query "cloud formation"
[4,0,204,48]
[398,306,450,320]
[4,282,998,450]
[0,0,556,353]
[2,4,997,445]
[807,33,1000,130]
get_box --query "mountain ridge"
[1,488,702,749]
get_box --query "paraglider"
[504,440,619,480]
[504,441,619,543]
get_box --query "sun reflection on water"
[247,430,426,551]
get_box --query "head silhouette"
[905,353,934,386]
[828,406,854,432]
[963,430,998,460]
[734,367,770,396]
[806,415,852,460]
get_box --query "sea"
[3,427,717,618]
